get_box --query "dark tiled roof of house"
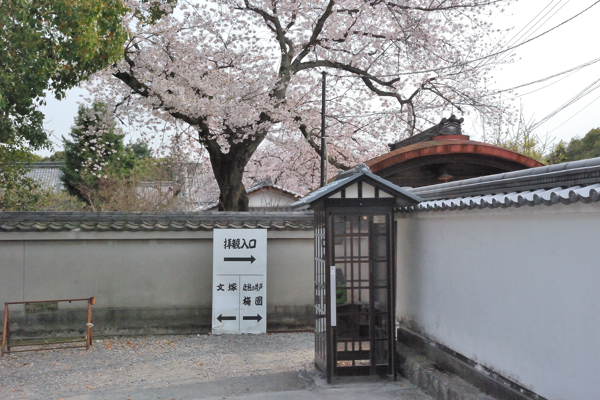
[24,162,64,192]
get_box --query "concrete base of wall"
[396,327,545,400]
[396,341,497,400]
[2,306,314,338]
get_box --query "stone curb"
[396,342,498,400]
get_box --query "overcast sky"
[39,0,600,156]
[484,0,600,146]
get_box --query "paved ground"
[0,333,434,400]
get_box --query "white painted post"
[330,266,337,327]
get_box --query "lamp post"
[320,71,327,187]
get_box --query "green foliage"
[130,157,171,180]
[127,141,153,160]
[34,191,89,211]
[0,142,83,211]
[59,102,184,211]
[491,129,547,163]
[60,156,186,212]
[61,102,135,206]
[134,0,178,24]
[545,141,567,165]
[2,187,89,211]
[0,143,45,210]
[0,148,89,210]
[0,0,128,150]
[545,128,600,164]
[82,165,187,211]
[41,151,66,161]
[483,107,550,163]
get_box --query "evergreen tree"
[42,151,66,162]
[61,102,135,205]
[127,141,153,160]
[546,128,600,164]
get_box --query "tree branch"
[294,60,401,87]
[290,0,336,69]
[240,1,294,64]
[298,124,351,171]
[384,0,505,12]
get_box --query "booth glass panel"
[331,213,393,376]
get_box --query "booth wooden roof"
[291,164,422,209]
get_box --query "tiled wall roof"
[408,157,600,212]
[0,211,314,232]
[416,184,600,212]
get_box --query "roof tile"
[0,211,314,232]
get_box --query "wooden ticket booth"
[292,164,421,383]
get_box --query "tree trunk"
[212,151,249,211]
[204,134,265,211]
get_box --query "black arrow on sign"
[224,255,256,264]
[243,314,262,322]
[217,314,237,322]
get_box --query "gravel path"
[0,333,315,400]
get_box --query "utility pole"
[320,71,327,187]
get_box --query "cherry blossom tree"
[90,0,514,210]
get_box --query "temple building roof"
[366,115,543,188]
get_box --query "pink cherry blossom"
[88,0,515,210]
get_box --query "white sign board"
[212,229,267,334]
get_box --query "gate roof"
[291,164,422,209]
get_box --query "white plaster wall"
[267,236,314,305]
[0,230,313,311]
[396,202,600,400]
[1,242,25,303]
[248,190,296,208]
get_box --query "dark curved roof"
[367,139,542,173]
[366,136,543,188]
[367,115,544,188]
[23,162,64,192]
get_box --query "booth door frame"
[324,205,396,381]
[313,209,329,376]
